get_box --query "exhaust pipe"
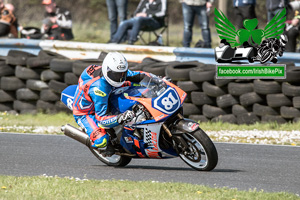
[62,124,91,147]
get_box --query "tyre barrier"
[0,49,300,124]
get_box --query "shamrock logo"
[237,18,264,45]
[215,8,286,47]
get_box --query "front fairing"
[119,123,178,158]
[109,78,187,122]
[109,86,148,114]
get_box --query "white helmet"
[102,52,128,87]
[279,34,288,47]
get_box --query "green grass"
[0,112,299,145]
[0,112,299,133]
[199,121,300,132]
[0,175,298,200]
[0,112,77,128]
[1,112,300,132]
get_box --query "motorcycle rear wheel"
[89,148,132,167]
[178,129,218,171]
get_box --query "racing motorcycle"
[61,76,218,171]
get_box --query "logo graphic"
[66,98,73,110]
[214,8,287,64]
[94,87,106,97]
[188,122,199,131]
[117,65,126,70]
[153,88,180,114]
[124,136,133,143]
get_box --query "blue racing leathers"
[73,64,145,148]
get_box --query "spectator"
[266,0,289,22]
[41,0,74,40]
[284,11,300,52]
[0,0,17,38]
[233,0,256,29]
[106,0,128,42]
[5,3,19,38]
[110,0,167,45]
[180,0,213,48]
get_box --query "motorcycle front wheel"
[89,148,132,167]
[260,51,273,64]
[178,129,218,171]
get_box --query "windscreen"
[138,76,167,98]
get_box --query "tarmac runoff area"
[1,126,299,146]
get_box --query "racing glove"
[117,110,135,124]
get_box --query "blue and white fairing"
[61,85,77,110]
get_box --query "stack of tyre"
[1,49,300,125]
[0,50,105,114]
[162,61,300,124]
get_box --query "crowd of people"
[1,0,300,52]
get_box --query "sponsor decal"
[124,137,133,143]
[91,129,103,140]
[133,83,140,86]
[117,65,126,70]
[98,117,117,126]
[188,122,199,131]
[94,87,106,97]
[144,128,160,158]
[87,65,97,76]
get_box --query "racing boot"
[90,128,109,148]
[102,141,115,157]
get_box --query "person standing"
[233,0,256,29]
[266,0,289,22]
[180,0,213,48]
[285,11,300,52]
[106,0,128,42]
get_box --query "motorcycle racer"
[255,34,288,63]
[73,52,158,156]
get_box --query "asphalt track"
[0,132,299,195]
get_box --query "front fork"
[162,113,192,153]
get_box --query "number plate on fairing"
[153,87,180,115]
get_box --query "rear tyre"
[89,148,132,167]
[177,129,218,171]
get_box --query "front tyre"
[178,129,218,171]
[89,148,132,167]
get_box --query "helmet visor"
[107,70,127,83]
